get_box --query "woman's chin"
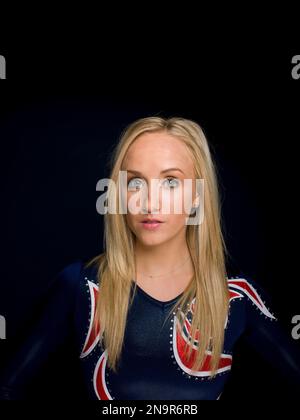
[136,234,167,247]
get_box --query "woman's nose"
[141,179,161,214]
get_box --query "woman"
[1,116,300,400]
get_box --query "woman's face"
[121,131,197,247]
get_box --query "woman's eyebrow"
[126,168,185,175]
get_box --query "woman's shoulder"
[226,271,277,321]
[226,270,269,298]
[225,260,269,298]
[53,256,101,291]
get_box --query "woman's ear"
[192,194,200,208]
[190,195,200,216]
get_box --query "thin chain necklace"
[136,254,191,278]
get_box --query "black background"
[0,33,299,402]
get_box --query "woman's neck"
[134,238,193,277]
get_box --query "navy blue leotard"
[1,260,300,400]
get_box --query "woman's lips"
[140,221,164,230]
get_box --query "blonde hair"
[86,116,230,377]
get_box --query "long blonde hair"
[86,116,230,377]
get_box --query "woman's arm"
[0,261,83,399]
[242,277,300,390]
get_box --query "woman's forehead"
[123,132,194,175]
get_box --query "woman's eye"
[127,177,180,191]
[127,178,144,190]
[162,178,180,189]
